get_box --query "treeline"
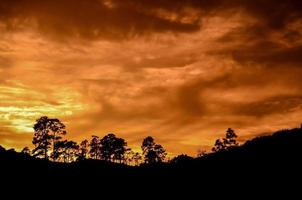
[26,116,167,165]
[21,116,239,165]
[3,125,302,194]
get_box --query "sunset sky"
[1,0,302,156]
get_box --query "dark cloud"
[0,0,200,41]
[1,0,302,41]
[169,66,302,121]
[214,26,302,67]
[240,0,302,30]
[232,95,302,117]
[233,45,302,66]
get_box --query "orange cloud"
[1,1,302,156]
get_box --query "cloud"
[0,56,12,69]
[231,95,302,117]
[1,0,302,156]
[0,0,200,41]
[233,45,302,66]
[0,0,301,41]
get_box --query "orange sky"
[1,0,302,156]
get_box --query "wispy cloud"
[0,0,302,155]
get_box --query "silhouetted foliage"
[77,139,89,161]
[32,116,66,160]
[6,114,302,194]
[2,125,302,192]
[89,135,101,160]
[32,117,52,159]
[132,152,143,166]
[21,147,31,155]
[125,150,143,166]
[52,140,79,163]
[124,150,134,165]
[212,128,238,152]
[212,139,225,152]
[224,128,239,147]
[100,133,128,163]
[141,136,166,164]
[197,149,207,157]
[170,154,194,164]
[7,148,16,153]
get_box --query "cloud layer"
[0,0,302,155]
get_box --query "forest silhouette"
[1,116,302,191]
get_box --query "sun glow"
[0,82,86,133]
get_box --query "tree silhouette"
[125,150,142,165]
[141,136,166,164]
[63,140,79,162]
[212,139,225,152]
[89,135,101,160]
[170,154,194,164]
[32,116,66,160]
[212,128,239,152]
[223,128,239,148]
[133,152,143,166]
[125,150,134,165]
[77,139,89,161]
[32,117,52,159]
[52,140,79,163]
[100,133,128,163]
[21,147,31,155]
[197,149,207,157]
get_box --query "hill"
[1,127,302,191]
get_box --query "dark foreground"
[1,128,302,194]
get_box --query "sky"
[1,0,302,156]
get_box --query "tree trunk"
[53,132,56,161]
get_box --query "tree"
[63,140,79,162]
[89,136,101,160]
[197,149,207,158]
[112,138,128,163]
[124,150,142,165]
[52,140,79,163]
[223,128,239,148]
[125,150,134,165]
[142,136,155,154]
[212,128,239,152]
[21,147,31,155]
[77,139,89,161]
[132,152,143,166]
[32,117,52,159]
[100,133,128,163]
[32,116,66,160]
[141,136,167,164]
[212,139,225,152]
[47,118,67,160]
